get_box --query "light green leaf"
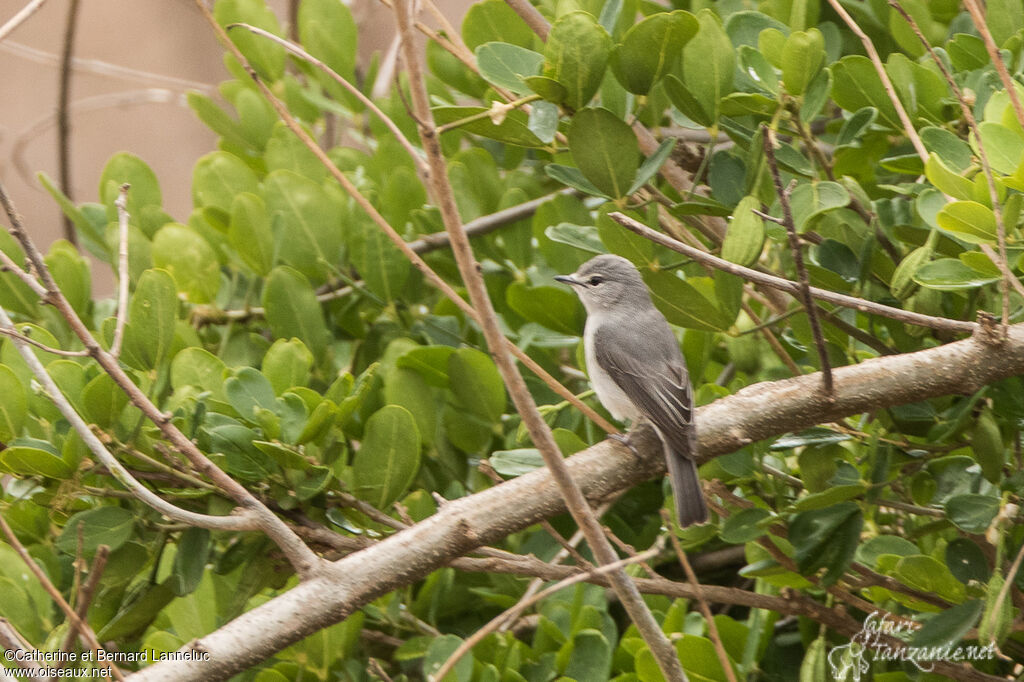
[0,365,25,442]
[543,12,612,110]
[680,9,734,123]
[448,348,506,422]
[433,106,545,148]
[722,195,765,266]
[506,282,583,335]
[191,151,259,215]
[789,181,850,232]
[545,222,606,255]
[229,193,275,275]
[475,42,544,95]
[353,405,421,509]
[914,258,1000,290]
[568,107,638,199]
[298,0,357,81]
[936,201,997,244]
[0,445,74,479]
[123,268,178,370]
[263,338,313,395]
[830,55,900,128]
[56,507,134,555]
[262,266,330,361]
[215,0,286,80]
[610,11,697,95]
[152,224,221,303]
[461,0,535,50]
[780,28,824,96]
[975,122,1024,176]
[264,170,343,282]
[350,221,410,301]
[490,448,544,476]
[171,347,227,400]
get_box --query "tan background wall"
[0,0,468,293]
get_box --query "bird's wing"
[592,319,696,458]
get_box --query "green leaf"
[433,106,545,148]
[350,220,410,301]
[986,0,1024,46]
[665,74,711,127]
[448,348,506,422]
[544,164,608,198]
[264,170,343,282]
[543,12,612,110]
[857,535,919,567]
[264,123,327,182]
[170,347,226,402]
[423,634,473,682]
[506,282,583,335]
[911,600,983,649]
[915,258,999,290]
[475,42,544,95]
[57,507,134,555]
[528,100,560,143]
[384,367,438,447]
[722,195,765,266]
[262,338,313,395]
[830,55,900,129]
[207,422,275,481]
[642,271,730,332]
[975,122,1024,175]
[596,208,653,265]
[788,181,849,232]
[720,508,771,543]
[490,448,544,476]
[0,365,25,442]
[191,151,259,215]
[610,11,697,95]
[297,0,357,81]
[894,555,966,604]
[122,268,178,371]
[215,0,286,80]
[564,630,612,681]
[45,240,91,318]
[172,528,210,597]
[780,28,824,96]
[225,367,277,421]
[397,346,454,388]
[790,502,862,585]
[0,445,75,479]
[229,193,275,275]
[925,153,974,200]
[262,266,330,362]
[545,223,606,255]
[945,538,990,584]
[629,138,676,195]
[38,172,105,253]
[568,108,638,200]
[461,0,535,50]
[921,127,973,172]
[100,152,162,232]
[945,494,1000,533]
[151,224,220,304]
[679,9,734,123]
[353,405,421,509]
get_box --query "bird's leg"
[608,431,642,459]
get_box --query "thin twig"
[195,1,617,436]
[824,0,927,162]
[392,0,684,678]
[983,529,1024,646]
[0,326,87,356]
[0,0,47,42]
[59,544,109,653]
[56,0,80,245]
[962,0,1024,131]
[110,184,130,358]
[431,543,662,682]
[225,22,429,177]
[0,513,120,681]
[607,211,978,334]
[664,510,738,682]
[762,129,833,395]
[888,1,1013,332]
[502,0,550,39]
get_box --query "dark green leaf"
[353,405,421,509]
[945,494,999,533]
[790,502,862,585]
[543,12,612,110]
[57,507,134,555]
[262,266,330,361]
[610,11,696,95]
[568,108,638,200]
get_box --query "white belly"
[584,319,640,422]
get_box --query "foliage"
[2,0,1024,679]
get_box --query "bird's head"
[555,254,651,313]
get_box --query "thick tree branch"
[130,323,1024,681]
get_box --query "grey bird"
[556,254,708,527]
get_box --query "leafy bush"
[1,0,1023,680]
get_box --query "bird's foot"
[609,432,641,459]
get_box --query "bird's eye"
[588,275,603,286]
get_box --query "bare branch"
[56,0,80,245]
[762,128,833,395]
[0,0,47,42]
[962,0,1024,131]
[607,211,978,334]
[503,0,550,40]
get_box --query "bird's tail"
[666,450,708,527]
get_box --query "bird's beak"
[554,274,580,286]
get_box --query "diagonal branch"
[129,322,1024,681]
[607,211,977,335]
